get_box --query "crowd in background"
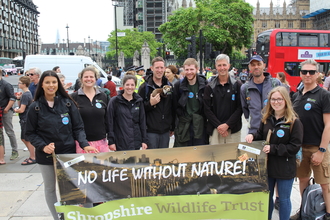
[0,55,329,220]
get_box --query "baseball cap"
[249,55,264,64]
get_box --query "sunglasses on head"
[301,70,317,75]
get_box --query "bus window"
[276,32,297,46]
[285,62,300,76]
[320,34,329,47]
[276,33,283,46]
[299,34,318,47]
[285,33,297,46]
[257,31,271,53]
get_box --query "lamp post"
[66,24,70,55]
[96,40,98,62]
[88,35,91,57]
[112,1,118,67]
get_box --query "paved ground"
[0,75,301,219]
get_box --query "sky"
[33,0,285,44]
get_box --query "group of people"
[0,53,329,220]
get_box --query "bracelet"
[16,99,20,101]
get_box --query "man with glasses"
[291,59,330,220]
[0,70,19,160]
[27,68,41,98]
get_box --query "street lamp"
[112,0,118,67]
[88,35,91,57]
[96,40,98,61]
[66,24,70,55]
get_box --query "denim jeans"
[268,177,294,220]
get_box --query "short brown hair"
[151,56,165,66]
[19,76,31,87]
[183,58,198,69]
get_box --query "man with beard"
[138,57,174,149]
[240,55,281,134]
[173,58,207,147]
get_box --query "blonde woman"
[245,86,303,220]
[70,66,109,153]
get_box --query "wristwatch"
[319,147,327,153]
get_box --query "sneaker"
[274,197,280,210]
[23,147,28,151]
[289,210,301,220]
[10,151,19,160]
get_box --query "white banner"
[298,49,330,60]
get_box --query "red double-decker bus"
[256,29,330,91]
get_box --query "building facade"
[252,0,313,45]
[116,0,194,40]
[0,0,39,58]
[39,41,107,65]
[303,0,330,30]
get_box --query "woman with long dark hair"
[25,70,98,219]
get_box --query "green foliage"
[106,29,162,58]
[159,0,254,58]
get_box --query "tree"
[159,0,254,58]
[106,29,162,58]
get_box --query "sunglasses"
[301,70,317,75]
[27,73,34,76]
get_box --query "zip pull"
[196,93,198,99]
[162,115,164,119]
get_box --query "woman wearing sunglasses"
[246,86,303,220]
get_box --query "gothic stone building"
[252,0,313,46]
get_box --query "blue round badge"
[95,103,102,109]
[62,117,69,125]
[188,92,194,99]
[304,103,311,111]
[263,99,268,106]
[277,129,285,138]
[232,94,235,101]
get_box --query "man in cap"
[135,66,145,92]
[240,55,282,134]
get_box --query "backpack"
[300,180,326,220]
[34,99,72,113]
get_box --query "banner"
[54,142,268,206]
[56,192,269,220]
